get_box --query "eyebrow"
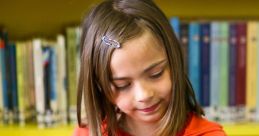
[112,59,167,81]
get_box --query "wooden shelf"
[1,124,259,136]
[223,123,259,136]
[0,125,75,136]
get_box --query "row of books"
[0,27,82,127]
[170,18,259,122]
[1,19,259,127]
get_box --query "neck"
[122,116,158,136]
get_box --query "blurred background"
[0,0,259,136]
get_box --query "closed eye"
[150,69,164,79]
[114,83,131,91]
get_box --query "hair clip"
[101,36,121,48]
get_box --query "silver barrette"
[101,36,121,48]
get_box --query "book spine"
[66,27,80,123]
[5,43,13,124]
[42,47,52,127]
[16,42,25,126]
[229,23,237,106]
[27,42,36,123]
[49,47,58,126]
[56,35,68,124]
[32,39,45,128]
[8,43,19,123]
[0,37,9,124]
[200,23,211,107]
[235,22,247,121]
[180,23,189,74]
[228,23,238,122]
[246,21,258,121]
[210,22,220,107]
[257,22,259,121]
[200,23,211,119]
[0,38,5,124]
[188,22,201,104]
[218,22,230,121]
[209,22,220,121]
[170,17,180,38]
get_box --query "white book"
[56,35,68,124]
[32,39,45,128]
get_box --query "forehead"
[110,30,166,77]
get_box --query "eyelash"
[114,68,165,91]
[150,69,164,79]
[115,83,131,91]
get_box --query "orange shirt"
[73,114,226,136]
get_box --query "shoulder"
[73,126,89,136]
[182,113,226,136]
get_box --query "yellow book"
[66,27,81,123]
[246,21,258,121]
[16,42,25,125]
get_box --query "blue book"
[188,22,201,104]
[229,23,237,106]
[209,22,220,107]
[170,17,180,39]
[49,47,57,123]
[200,23,211,107]
[0,33,8,123]
[180,23,189,74]
[8,43,19,122]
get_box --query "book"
[66,27,81,123]
[15,42,26,126]
[6,43,19,123]
[200,22,211,107]
[246,21,258,121]
[0,31,9,124]
[170,17,180,38]
[199,23,211,119]
[235,22,247,121]
[257,22,259,121]
[56,35,68,124]
[0,35,4,124]
[48,46,58,126]
[209,21,220,120]
[228,22,238,122]
[218,22,229,121]
[180,22,189,74]
[188,22,201,104]
[32,39,45,127]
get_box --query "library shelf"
[1,124,259,136]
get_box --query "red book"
[235,22,247,106]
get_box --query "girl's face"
[110,30,172,125]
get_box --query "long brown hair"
[77,0,204,135]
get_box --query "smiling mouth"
[138,102,160,113]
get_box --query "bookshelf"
[0,124,259,136]
[1,0,259,136]
[1,0,259,40]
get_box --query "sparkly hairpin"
[101,36,121,48]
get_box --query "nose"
[134,81,154,102]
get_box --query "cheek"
[114,93,133,112]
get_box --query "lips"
[138,102,160,113]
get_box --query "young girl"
[74,0,226,135]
